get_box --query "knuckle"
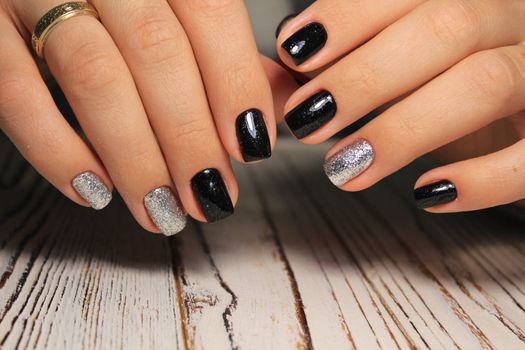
[222,63,259,96]
[466,50,521,100]
[130,12,182,63]
[398,114,425,142]
[126,145,159,166]
[186,0,237,16]
[64,40,122,92]
[170,117,210,141]
[0,73,33,104]
[0,72,36,121]
[426,0,481,48]
[340,61,381,98]
[484,163,518,191]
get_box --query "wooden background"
[0,133,525,350]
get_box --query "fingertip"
[185,168,237,224]
[413,179,458,211]
[235,108,274,164]
[275,14,297,39]
[130,201,165,235]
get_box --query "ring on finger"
[31,2,99,60]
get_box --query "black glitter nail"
[414,180,457,209]
[275,14,297,38]
[236,109,271,162]
[284,90,336,139]
[191,169,234,223]
[281,22,327,65]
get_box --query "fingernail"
[285,90,336,139]
[275,14,297,38]
[324,139,374,187]
[236,109,271,162]
[72,171,112,210]
[144,187,187,236]
[281,22,327,65]
[191,169,234,223]
[414,180,457,209]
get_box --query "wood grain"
[0,133,524,350]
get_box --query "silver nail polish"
[144,187,187,236]
[72,172,112,210]
[324,139,375,187]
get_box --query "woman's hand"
[0,0,296,235]
[276,0,525,212]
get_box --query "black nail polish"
[284,90,336,139]
[281,22,327,66]
[236,109,271,162]
[414,180,457,209]
[191,169,234,222]
[275,14,297,38]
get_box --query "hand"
[276,0,525,212]
[0,0,296,235]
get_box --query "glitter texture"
[281,22,327,65]
[144,187,187,236]
[33,3,92,38]
[191,169,234,223]
[324,139,375,187]
[72,172,112,210]
[236,109,271,162]
[285,90,337,139]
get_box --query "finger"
[90,0,237,222]
[283,0,525,141]
[428,118,519,164]
[414,139,525,212]
[323,45,525,191]
[170,0,275,163]
[276,0,422,71]
[16,1,186,235]
[260,55,299,123]
[0,10,112,209]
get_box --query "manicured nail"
[144,187,187,236]
[285,90,336,139]
[275,14,297,38]
[72,171,112,210]
[236,109,271,162]
[324,139,374,187]
[191,169,234,223]
[281,22,327,65]
[414,180,457,209]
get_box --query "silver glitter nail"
[324,139,375,187]
[72,172,112,210]
[144,187,187,236]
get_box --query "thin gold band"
[31,2,99,60]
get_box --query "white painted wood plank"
[0,135,524,349]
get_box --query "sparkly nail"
[144,187,187,236]
[236,109,271,162]
[191,169,234,223]
[285,90,337,139]
[324,139,375,187]
[72,172,112,210]
[281,22,328,65]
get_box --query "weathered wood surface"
[0,133,524,350]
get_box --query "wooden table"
[1,134,524,350]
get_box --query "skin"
[277,0,525,213]
[0,0,297,233]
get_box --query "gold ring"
[31,2,99,60]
